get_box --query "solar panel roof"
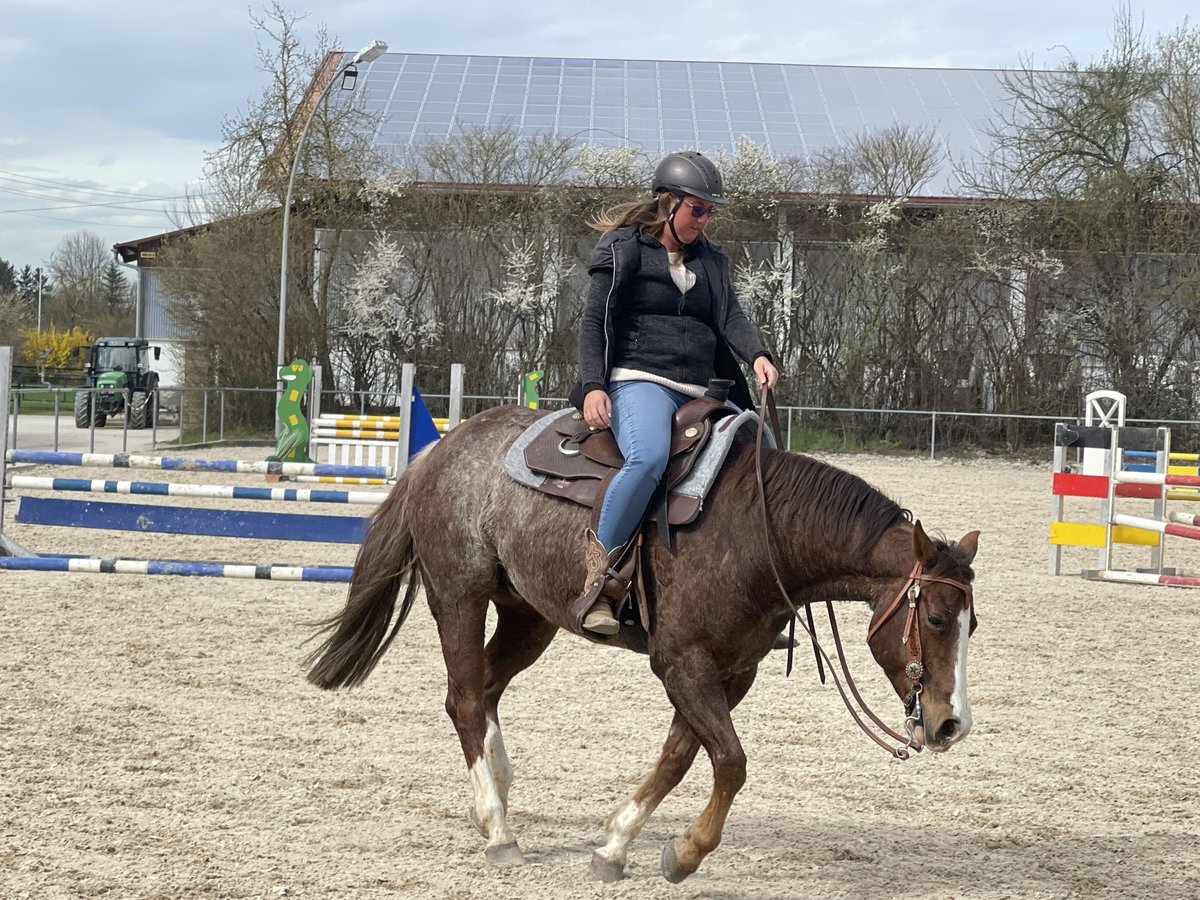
[336,52,1013,196]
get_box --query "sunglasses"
[682,201,719,219]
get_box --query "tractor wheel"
[73,392,102,428]
[73,392,89,428]
[129,390,155,429]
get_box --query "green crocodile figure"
[269,359,314,463]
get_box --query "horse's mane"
[723,442,912,555]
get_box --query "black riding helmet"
[651,151,728,206]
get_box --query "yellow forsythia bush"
[19,325,95,369]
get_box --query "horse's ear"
[956,530,980,564]
[912,520,935,564]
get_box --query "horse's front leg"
[589,711,701,882]
[655,662,757,883]
[589,666,757,883]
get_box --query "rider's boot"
[574,529,635,636]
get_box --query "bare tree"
[0,292,29,342]
[963,8,1200,418]
[418,126,577,186]
[809,123,944,197]
[158,0,391,407]
[47,231,119,330]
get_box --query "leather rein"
[752,385,973,760]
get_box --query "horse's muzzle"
[926,717,969,752]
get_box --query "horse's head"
[867,521,979,754]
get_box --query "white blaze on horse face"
[950,608,973,736]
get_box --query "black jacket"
[570,226,769,411]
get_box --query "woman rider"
[568,150,779,635]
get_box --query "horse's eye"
[926,614,946,631]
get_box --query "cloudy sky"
[0,0,1194,273]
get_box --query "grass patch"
[785,424,914,455]
[12,390,77,415]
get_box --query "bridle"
[865,561,974,752]
[867,560,975,685]
[752,385,974,760]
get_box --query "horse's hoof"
[589,851,626,883]
[468,806,486,839]
[485,841,525,867]
[660,839,693,883]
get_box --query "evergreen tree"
[16,265,50,306]
[101,262,132,314]
[0,258,15,294]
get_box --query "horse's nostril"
[937,719,960,744]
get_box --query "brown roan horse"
[305,405,980,884]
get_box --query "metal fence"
[10,382,1200,459]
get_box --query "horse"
[305,405,980,883]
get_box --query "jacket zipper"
[601,244,619,384]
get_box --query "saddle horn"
[704,379,734,402]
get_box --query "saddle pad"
[503,408,773,521]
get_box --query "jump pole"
[1115,471,1200,489]
[1111,512,1200,541]
[0,555,352,581]
[4,449,391,481]
[1090,570,1200,588]
[6,476,385,506]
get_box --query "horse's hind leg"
[426,581,526,866]
[479,602,559,814]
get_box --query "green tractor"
[73,338,161,429]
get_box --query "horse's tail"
[304,454,425,690]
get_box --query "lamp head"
[352,40,388,64]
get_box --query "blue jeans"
[596,381,693,552]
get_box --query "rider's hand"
[754,356,779,390]
[583,389,611,429]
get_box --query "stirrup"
[571,529,636,636]
[771,630,798,651]
[582,599,619,635]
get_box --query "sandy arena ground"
[1,446,1198,899]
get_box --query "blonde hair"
[588,193,674,235]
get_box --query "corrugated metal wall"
[139,268,191,341]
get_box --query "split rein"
[751,385,972,760]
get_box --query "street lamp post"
[276,39,387,436]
